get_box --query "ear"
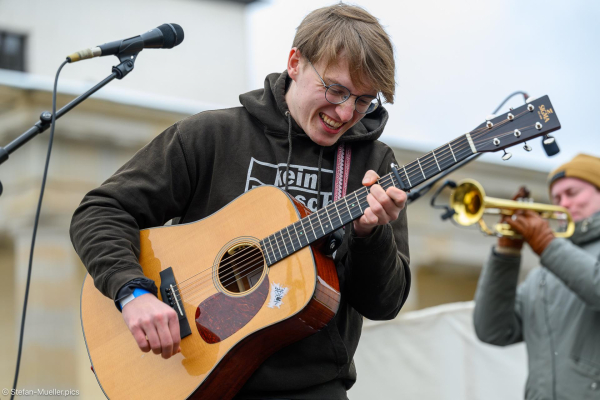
[287,47,302,81]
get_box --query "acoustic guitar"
[80,96,560,399]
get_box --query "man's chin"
[316,134,341,147]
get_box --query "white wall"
[0,0,248,107]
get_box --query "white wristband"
[119,293,136,310]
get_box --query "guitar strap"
[333,142,352,202]
[324,143,351,256]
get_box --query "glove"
[505,209,555,256]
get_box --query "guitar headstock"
[472,95,560,155]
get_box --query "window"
[0,31,26,72]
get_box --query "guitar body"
[80,186,340,399]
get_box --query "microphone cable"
[10,59,68,400]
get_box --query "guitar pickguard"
[195,276,270,343]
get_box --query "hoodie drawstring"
[317,147,323,209]
[284,111,293,194]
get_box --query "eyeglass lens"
[325,85,378,114]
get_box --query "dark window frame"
[0,30,27,72]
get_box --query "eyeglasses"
[308,61,381,115]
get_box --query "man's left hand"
[505,210,555,256]
[353,170,407,237]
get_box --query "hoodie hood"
[239,71,389,144]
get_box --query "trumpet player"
[473,153,600,399]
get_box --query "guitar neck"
[260,95,561,265]
[260,134,474,266]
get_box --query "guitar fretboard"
[259,134,475,266]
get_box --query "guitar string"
[178,117,531,301]
[181,257,267,303]
[402,116,535,183]
[178,221,349,299]
[182,266,339,303]
[180,256,342,307]
[176,182,382,296]
[397,110,523,176]
[174,112,541,297]
[175,120,537,298]
[178,247,265,295]
[177,229,346,307]
[176,108,536,292]
[160,110,549,309]
[251,120,538,271]
[171,224,344,303]
[178,248,264,296]
[174,177,389,292]
[400,109,531,178]
[407,106,537,177]
[175,182,381,295]
[174,185,370,293]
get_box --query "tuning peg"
[502,150,513,161]
[523,142,532,152]
[543,135,555,145]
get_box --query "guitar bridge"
[159,267,192,339]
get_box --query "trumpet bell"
[449,179,486,226]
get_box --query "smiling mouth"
[319,113,344,130]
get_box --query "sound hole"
[218,243,265,293]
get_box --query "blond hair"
[293,3,396,104]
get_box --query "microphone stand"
[0,54,138,196]
[5,52,140,400]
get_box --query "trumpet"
[449,179,574,238]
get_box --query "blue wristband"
[119,288,151,311]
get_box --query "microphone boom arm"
[0,57,136,168]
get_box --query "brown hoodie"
[70,71,410,399]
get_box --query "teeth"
[320,113,343,129]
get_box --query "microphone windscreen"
[158,23,184,48]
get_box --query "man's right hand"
[121,294,181,359]
[497,186,530,250]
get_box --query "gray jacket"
[474,212,600,400]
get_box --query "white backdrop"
[352,302,527,400]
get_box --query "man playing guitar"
[71,4,410,399]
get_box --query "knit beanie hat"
[548,153,600,191]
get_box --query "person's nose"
[335,100,355,122]
[559,196,572,210]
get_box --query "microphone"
[67,23,184,63]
